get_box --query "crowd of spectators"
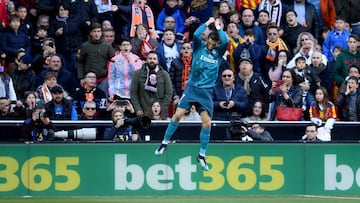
[1,0,360,142]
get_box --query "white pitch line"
[303,195,360,200]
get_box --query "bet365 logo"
[324,154,360,190]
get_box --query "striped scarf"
[181,55,192,90]
[266,38,288,62]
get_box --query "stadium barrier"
[0,120,359,142]
[0,143,360,196]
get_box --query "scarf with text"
[144,65,159,93]
[181,55,192,90]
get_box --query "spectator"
[269,69,302,120]
[63,0,98,41]
[16,5,33,35]
[106,99,135,120]
[232,28,262,74]
[169,42,193,104]
[130,24,159,61]
[256,9,270,41]
[31,25,49,57]
[0,97,17,119]
[310,51,333,93]
[130,51,173,116]
[213,69,249,120]
[338,65,360,95]
[287,34,327,69]
[241,123,274,141]
[263,23,289,82]
[108,38,142,102]
[104,109,139,142]
[243,100,268,122]
[49,2,83,74]
[73,71,107,117]
[282,10,310,56]
[79,100,99,120]
[235,58,269,108]
[45,85,78,120]
[238,8,265,46]
[226,22,245,72]
[182,0,214,24]
[155,16,186,42]
[334,0,360,38]
[12,91,37,119]
[268,50,289,82]
[0,65,17,101]
[322,17,351,61]
[309,87,336,139]
[156,0,186,34]
[21,104,55,142]
[112,0,156,38]
[38,54,79,96]
[334,76,360,121]
[301,123,321,142]
[77,23,115,98]
[146,100,169,120]
[102,28,116,49]
[1,15,31,66]
[155,29,181,72]
[214,0,234,29]
[257,0,288,27]
[333,34,360,87]
[36,71,71,104]
[32,37,57,75]
[286,0,320,39]
[9,54,37,99]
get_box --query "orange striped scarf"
[266,38,288,62]
[181,55,192,90]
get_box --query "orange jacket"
[320,0,336,28]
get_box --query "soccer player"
[154,17,228,171]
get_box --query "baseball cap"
[50,85,64,94]
[239,58,253,65]
[19,54,33,66]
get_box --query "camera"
[124,116,151,129]
[55,128,97,140]
[115,100,128,106]
[223,101,229,107]
[227,113,248,139]
[48,42,54,48]
[35,111,51,124]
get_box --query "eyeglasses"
[222,74,233,78]
[306,130,316,133]
[182,46,192,50]
[85,107,96,111]
[165,21,175,23]
[268,32,278,36]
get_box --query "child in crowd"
[322,17,351,61]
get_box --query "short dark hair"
[349,64,360,73]
[244,28,255,37]
[285,10,297,17]
[295,56,306,64]
[91,22,102,31]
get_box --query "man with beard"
[154,17,228,171]
[130,51,173,116]
[45,85,78,120]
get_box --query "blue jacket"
[212,83,249,121]
[1,27,31,62]
[156,7,186,33]
[322,29,351,61]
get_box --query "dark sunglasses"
[222,74,233,78]
[268,32,277,36]
[85,107,96,111]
